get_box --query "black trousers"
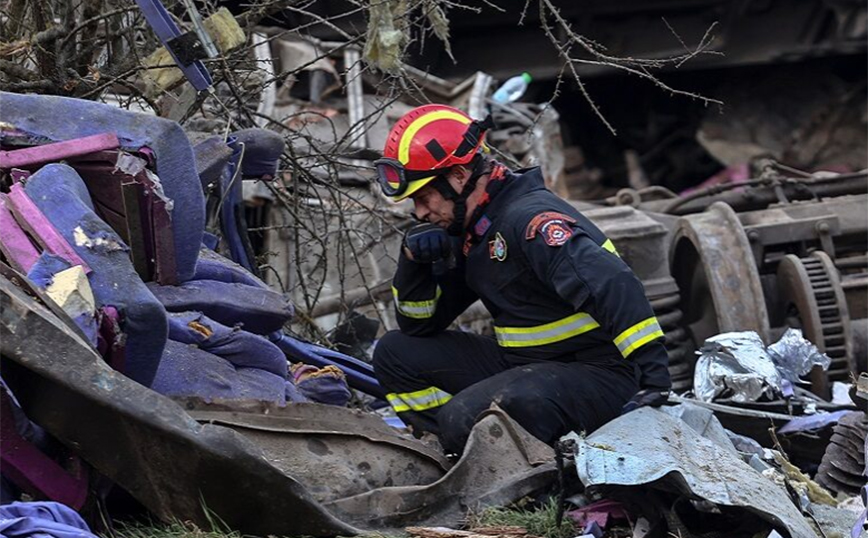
[372,330,640,454]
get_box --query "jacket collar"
[463,166,546,253]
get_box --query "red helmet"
[376,104,491,201]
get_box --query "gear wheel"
[776,251,854,397]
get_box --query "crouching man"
[372,104,671,454]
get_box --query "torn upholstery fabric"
[0,91,204,282]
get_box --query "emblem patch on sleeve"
[525,212,577,247]
[489,232,508,261]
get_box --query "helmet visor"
[374,158,407,197]
[374,158,451,198]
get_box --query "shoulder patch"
[525,212,577,247]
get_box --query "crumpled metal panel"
[694,331,782,402]
[185,401,450,502]
[326,406,557,530]
[0,274,357,537]
[659,403,739,458]
[575,407,817,538]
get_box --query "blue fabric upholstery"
[152,340,286,403]
[231,128,285,178]
[166,312,287,378]
[146,279,292,335]
[193,247,277,291]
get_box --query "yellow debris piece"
[45,265,95,318]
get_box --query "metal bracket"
[133,0,212,91]
[165,31,208,67]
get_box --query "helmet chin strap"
[432,155,488,236]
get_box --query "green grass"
[107,520,244,538]
[468,498,576,538]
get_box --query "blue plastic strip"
[271,333,384,399]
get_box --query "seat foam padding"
[0,91,204,282]
[147,279,292,335]
[24,164,166,386]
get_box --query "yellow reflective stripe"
[392,285,441,319]
[398,110,472,165]
[614,317,665,358]
[494,312,600,347]
[602,238,620,257]
[387,387,452,413]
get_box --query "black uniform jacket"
[391,167,671,390]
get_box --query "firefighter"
[372,104,671,454]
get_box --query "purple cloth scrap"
[292,364,351,406]
[0,91,204,282]
[777,410,852,434]
[167,311,287,378]
[194,247,272,290]
[0,501,97,538]
[231,128,285,178]
[25,253,72,289]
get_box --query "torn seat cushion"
[152,340,287,404]
[167,311,287,378]
[0,91,204,282]
[147,279,292,335]
[24,164,167,387]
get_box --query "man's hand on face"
[403,223,451,264]
[622,388,670,414]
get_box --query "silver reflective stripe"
[614,317,664,358]
[494,312,599,347]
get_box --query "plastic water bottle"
[492,72,532,104]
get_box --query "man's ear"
[446,165,468,191]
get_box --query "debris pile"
[1,5,866,538]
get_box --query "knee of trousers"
[440,386,571,450]
[372,330,423,388]
[436,396,480,455]
[497,392,569,446]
